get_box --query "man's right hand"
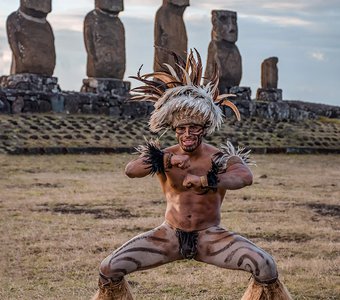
[171,154,190,169]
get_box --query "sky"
[0,0,339,106]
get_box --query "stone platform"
[80,78,130,96]
[0,113,339,155]
[256,88,283,102]
[0,73,60,92]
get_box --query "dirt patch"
[247,232,312,243]
[5,182,64,189]
[91,246,110,254]
[33,203,138,219]
[121,225,153,233]
[32,182,64,188]
[22,168,41,173]
[308,203,340,218]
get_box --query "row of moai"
[0,0,282,102]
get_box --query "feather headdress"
[130,49,241,135]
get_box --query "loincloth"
[175,228,199,259]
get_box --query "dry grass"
[0,153,339,300]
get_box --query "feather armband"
[135,138,165,175]
[213,141,255,173]
[205,160,220,191]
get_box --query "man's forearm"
[218,164,253,190]
[125,157,153,178]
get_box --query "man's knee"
[255,254,278,283]
[99,255,124,282]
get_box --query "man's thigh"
[195,225,277,282]
[100,222,182,279]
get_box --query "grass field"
[0,153,339,299]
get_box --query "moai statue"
[204,10,251,101]
[154,0,189,72]
[84,0,125,79]
[3,0,59,98]
[82,0,130,95]
[6,0,56,77]
[261,57,278,89]
[205,10,242,93]
[256,57,282,101]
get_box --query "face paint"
[175,125,204,152]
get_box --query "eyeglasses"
[175,125,204,135]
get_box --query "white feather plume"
[213,141,256,171]
[149,85,224,135]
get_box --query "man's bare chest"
[166,160,212,189]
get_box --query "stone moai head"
[211,10,238,43]
[165,0,190,7]
[20,0,52,15]
[95,0,124,14]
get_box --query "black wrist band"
[206,161,219,190]
[135,139,165,175]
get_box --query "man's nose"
[184,127,192,135]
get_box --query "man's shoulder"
[203,143,220,154]
[164,144,179,153]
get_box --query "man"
[92,50,292,300]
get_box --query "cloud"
[0,47,11,75]
[193,0,340,33]
[310,51,325,61]
[261,2,308,10]
[122,7,156,21]
[0,30,11,75]
[240,14,311,27]
[49,14,84,32]
[52,0,93,12]
[195,0,340,13]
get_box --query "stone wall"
[233,99,313,121]
[285,100,340,119]
[0,74,154,119]
[220,99,339,121]
[0,87,154,119]
[0,83,339,121]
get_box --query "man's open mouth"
[182,139,195,147]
